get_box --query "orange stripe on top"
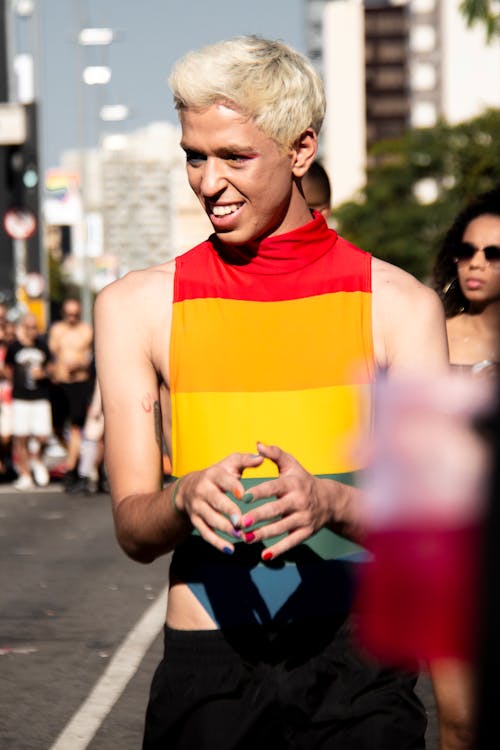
[171,292,374,393]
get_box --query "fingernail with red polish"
[243,517,254,528]
[244,531,255,543]
[262,551,273,561]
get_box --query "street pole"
[1,0,43,324]
[0,0,15,305]
[75,10,114,324]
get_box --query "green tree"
[460,0,500,41]
[332,109,500,281]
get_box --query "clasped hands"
[173,442,333,561]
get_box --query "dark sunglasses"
[453,242,500,264]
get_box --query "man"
[5,313,52,489]
[49,297,93,490]
[95,36,449,749]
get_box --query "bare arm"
[48,322,61,356]
[95,265,262,563]
[95,266,189,563]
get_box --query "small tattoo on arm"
[141,392,153,413]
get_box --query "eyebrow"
[180,143,257,157]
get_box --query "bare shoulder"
[94,259,176,383]
[94,260,176,358]
[81,320,94,338]
[48,320,63,346]
[371,257,448,374]
[372,256,440,308]
[95,259,175,316]
[96,260,175,312]
[49,319,64,335]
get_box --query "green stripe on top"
[168,472,368,561]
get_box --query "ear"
[290,128,318,178]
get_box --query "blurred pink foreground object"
[354,373,496,666]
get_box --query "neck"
[466,298,500,331]
[211,210,332,275]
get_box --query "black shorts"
[143,619,426,750]
[50,381,92,428]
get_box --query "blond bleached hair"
[168,35,326,149]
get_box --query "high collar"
[210,211,338,275]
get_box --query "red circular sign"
[3,207,37,240]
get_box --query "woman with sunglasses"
[430,186,500,749]
[433,186,500,381]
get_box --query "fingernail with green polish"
[242,493,254,503]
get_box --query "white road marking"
[49,583,169,750]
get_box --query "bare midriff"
[166,576,218,630]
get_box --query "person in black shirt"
[5,314,53,490]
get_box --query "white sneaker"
[30,460,50,487]
[13,474,35,491]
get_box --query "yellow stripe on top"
[171,383,372,477]
[171,292,374,393]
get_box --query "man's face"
[22,317,38,342]
[180,104,298,247]
[63,302,81,326]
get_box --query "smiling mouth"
[209,203,243,217]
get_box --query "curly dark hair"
[432,186,500,318]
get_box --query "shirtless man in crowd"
[49,297,93,490]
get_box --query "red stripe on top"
[174,213,371,304]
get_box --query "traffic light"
[2,102,40,272]
[5,103,38,207]
[6,141,38,202]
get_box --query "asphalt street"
[0,485,439,750]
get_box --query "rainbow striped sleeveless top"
[169,212,375,628]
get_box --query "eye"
[226,153,248,162]
[184,149,206,165]
[225,152,256,165]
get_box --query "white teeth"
[211,203,240,216]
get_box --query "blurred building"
[306,0,500,205]
[99,123,210,272]
[46,121,210,288]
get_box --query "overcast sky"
[26,0,305,171]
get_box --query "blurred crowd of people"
[0,296,108,494]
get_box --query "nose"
[469,249,488,268]
[199,157,227,198]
